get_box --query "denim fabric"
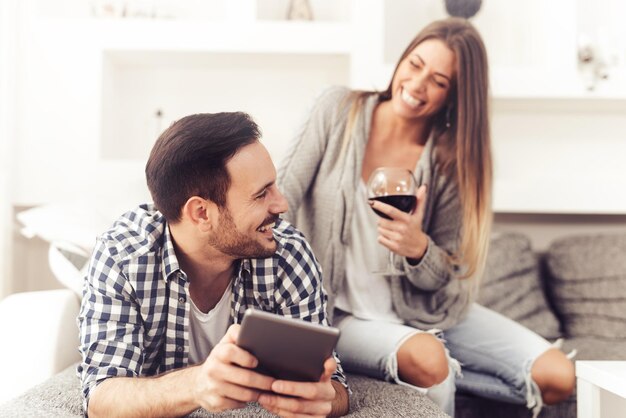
[333,310,457,415]
[445,304,550,415]
[333,304,552,417]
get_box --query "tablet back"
[238,309,340,382]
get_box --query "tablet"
[237,309,340,382]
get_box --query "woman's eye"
[433,79,446,88]
[409,60,420,69]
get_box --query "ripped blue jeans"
[334,304,555,417]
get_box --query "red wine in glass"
[366,167,417,275]
[369,195,417,219]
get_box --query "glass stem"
[388,250,395,273]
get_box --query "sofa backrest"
[546,233,626,339]
[479,232,562,339]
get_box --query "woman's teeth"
[257,222,275,232]
[401,88,422,108]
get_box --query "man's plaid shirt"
[77,204,347,408]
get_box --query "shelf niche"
[100,50,349,162]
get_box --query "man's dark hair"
[145,112,260,222]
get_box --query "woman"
[277,18,575,417]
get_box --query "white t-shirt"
[334,182,404,323]
[188,284,232,365]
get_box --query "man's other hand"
[192,324,275,412]
[258,357,345,418]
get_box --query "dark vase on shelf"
[444,0,482,19]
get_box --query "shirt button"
[176,346,183,353]
[178,296,186,303]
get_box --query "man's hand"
[193,324,276,412]
[257,357,345,418]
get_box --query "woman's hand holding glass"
[369,183,429,265]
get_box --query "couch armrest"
[0,289,80,403]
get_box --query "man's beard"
[208,208,277,259]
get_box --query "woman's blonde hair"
[344,17,492,281]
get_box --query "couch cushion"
[478,232,561,339]
[547,233,626,339]
[455,392,576,418]
[0,365,447,418]
[560,337,626,361]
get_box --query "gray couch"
[1,232,625,417]
[0,368,447,418]
[457,232,626,418]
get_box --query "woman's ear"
[181,196,218,232]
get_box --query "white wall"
[13,17,350,207]
[491,99,626,214]
[0,0,20,299]
[12,0,626,210]
[100,51,349,162]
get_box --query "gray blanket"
[0,365,448,417]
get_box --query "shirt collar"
[162,222,183,282]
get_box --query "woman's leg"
[334,310,457,416]
[444,304,575,416]
[396,332,458,416]
[531,347,575,404]
[397,333,449,388]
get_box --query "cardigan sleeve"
[392,171,476,329]
[402,172,463,291]
[277,86,352,224]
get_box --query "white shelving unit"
[94,19,351,54]
[11,0,626,215]
[6,0,626,299]
[576,361,626,418]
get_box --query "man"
[78,112,349,417]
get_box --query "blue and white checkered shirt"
[77,204,347,409]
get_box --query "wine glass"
[366,167,417,275]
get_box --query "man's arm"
[88,366,200,418]
[89,325,275,417]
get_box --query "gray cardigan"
[277,87,474,330]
